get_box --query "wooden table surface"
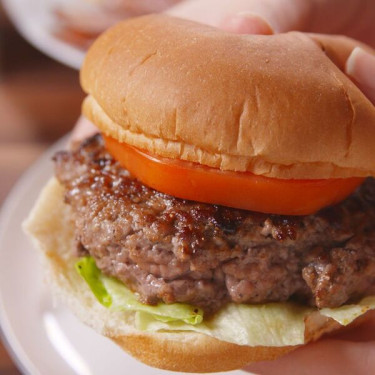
[0,4,84,373]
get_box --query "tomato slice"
[104,136,364,215]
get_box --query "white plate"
[0,136,247,375]
[2,0,84,70]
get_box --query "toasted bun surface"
[81,14,375,179]
[23,178,365,373]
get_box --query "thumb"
[219,12,274,35]
[308,34,375,105]
[346,47,375,105]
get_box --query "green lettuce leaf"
[75,257,112,307]
[136,302,308,346]
[75,256,203,325]
[136,297,375,347]
[76,256,375,347]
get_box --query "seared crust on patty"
[54,134,375,313]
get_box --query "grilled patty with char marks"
[54,134,375,314]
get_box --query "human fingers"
[165,0,312,33]
[99,0,182,14]
[307,0,375,48]
[244,312,375,375]
[218,12,273,35]
[245,339,375,375]
[70,116,98,147]
[308,34,372,70]
[346,47,375,105]
[167,0,375,47]
[331,311,375,342]
[308,34,375,104]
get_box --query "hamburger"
[24,14,375,373]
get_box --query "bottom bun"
[23,178,363,373]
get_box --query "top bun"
[81,14,375,179]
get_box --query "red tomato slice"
[104,136,364,215]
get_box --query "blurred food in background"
[0,2,84,199]
[2,0,183,70]
[54,0,182,49]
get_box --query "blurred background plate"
[0,136,247,375]
[2,0,85,69]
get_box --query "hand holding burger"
[24,9,375,375]
[167,0,375,105]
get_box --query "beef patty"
[54,134,375,313]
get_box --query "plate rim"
[0,134,247,375]
[0,135,69,375]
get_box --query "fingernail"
[346,47,375,88]
[220,12,274,35]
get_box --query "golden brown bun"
[23,178,367,373]
[81,14,375,179]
